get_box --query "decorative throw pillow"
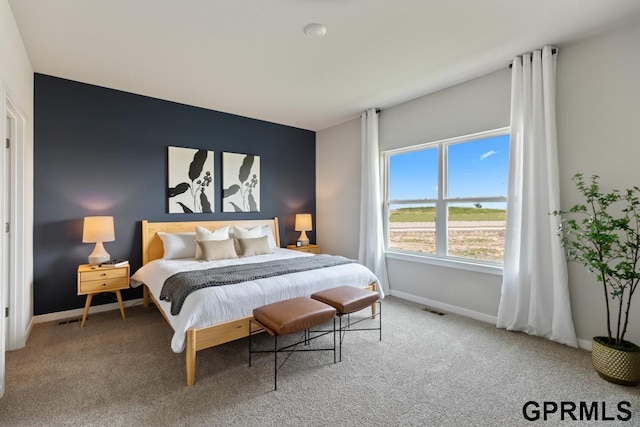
[195,225,230,259]
[232,225,263,239]
[197,238,238,261]
[261,226,278,249]
[238,235,272,257]
[232,225,263,253]
[158,232,196,259]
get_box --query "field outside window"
[385,129,509,264]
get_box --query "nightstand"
[286,244,319,254]
[77,263,130,327]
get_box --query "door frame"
[0,85,30,398]
[3,90,29,351]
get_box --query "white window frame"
[383,127,509,274]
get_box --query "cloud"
[480,150,498,160]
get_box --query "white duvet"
[131,248,382,352]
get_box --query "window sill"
[384,250,504,276]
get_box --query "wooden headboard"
[141,218,280,265]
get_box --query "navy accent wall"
[34,74,316,315]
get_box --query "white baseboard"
[390,290,593,351]
[389,290,498,324]
[577,338,592,351]
[33,298,144,324]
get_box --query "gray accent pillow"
[197,238,238,261]
[238,235,272,257]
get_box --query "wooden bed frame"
[140,217,377,386]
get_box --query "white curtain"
[359,109,389,293]
[497,47,578,347]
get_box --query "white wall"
[378,68,511,151]
[556,19,640,346]
[317,18,640,346]
[317,69,512,320]
[0,0,35,398]
[377,68,511,322]
[316,117,361,259]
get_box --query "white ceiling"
[9,0,640,131]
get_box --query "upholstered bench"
[311,286,381,361]
[249,296,337,390]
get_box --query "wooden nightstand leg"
[81,294,93,327]
[115,290,126,320]
[142,285,149,308]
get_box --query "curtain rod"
[508,48,557,69]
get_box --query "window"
[385,128,510,264]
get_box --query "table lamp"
[82,216,115,265]
[295,213,312,246]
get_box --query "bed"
[131,218,382,386]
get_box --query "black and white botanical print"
[222,152,260,212]
[167,146,214,213]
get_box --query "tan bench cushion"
[311,286,379,315]
[253,297,336,336]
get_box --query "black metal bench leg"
[379,301,382,341]
[339,315,343,362]
[248,320,253,367]
[333,317,337,363]
[274,335,278,391]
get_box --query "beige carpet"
[1,296,638,426]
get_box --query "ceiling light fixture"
[303,23,327,38]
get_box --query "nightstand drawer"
[79,277,129,294]
[298,247,319,254]
[77,263,130,326]
[80,268,128,282]
[286,244,320,254]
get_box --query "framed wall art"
[222,152,260,212]
[167,146,214,213]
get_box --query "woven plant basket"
[592,337,640,386]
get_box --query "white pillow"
[232,225,263,239]
[261,226,278,249]
[231,225,277,249]
[197,238,238,261]
[158,232,196,259]
[195,225,230,259]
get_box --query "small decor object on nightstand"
[82,216,115,265]
[77,263,130,327]
[295,213,312,246]
[99,258,129,268]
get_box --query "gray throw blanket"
[160,254,355,315]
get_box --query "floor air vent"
[422,307,445,316]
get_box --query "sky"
[388,134,510,203]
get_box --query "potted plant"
[554,173,640,386]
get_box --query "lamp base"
[298,230,310,247]
[88,242,110,265]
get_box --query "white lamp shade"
[82,216,115,243]
[83,216,115,265]
[295,213,312,231]
[295,213,312,246]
